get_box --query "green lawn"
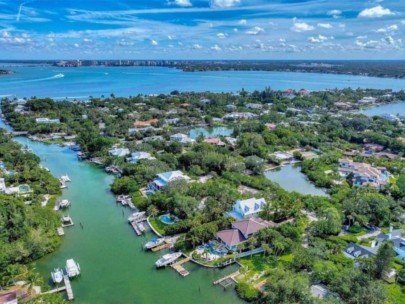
[386,284,405,304]
[148,216,166,235]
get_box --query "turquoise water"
[189,127,233,139]
[264,164,328,197]
[1,65,405,99]
[357,102,405,117]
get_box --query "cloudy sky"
[0,0,404,59]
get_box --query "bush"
[235,282,260,302]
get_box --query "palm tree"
[147,204,158,218]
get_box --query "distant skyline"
[0,0,404,60]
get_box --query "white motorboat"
[128,211,146,222]
[62,215,72,223]
[155,252,182,268]
[51,268,64,284]
[59,199,70,208]
[65,259,80,278]
[59,179,67,189]
[60,175,71,182]
[144,238,165,250]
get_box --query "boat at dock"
[51,268,64,284]
[155,252,182,268]
[60,175,71,182]
[128,211,146,222]
[144,238,165,250]
[65,259,80,278]
[59,179,67,189]
[55,199,70,210]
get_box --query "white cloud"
[246,26,264,35]
[317,23,332,29]
[216,32,226,39]
[385,36,395,45]
[172,0,192,7]
[239,19,247,25]
[210,44,221,51]
[73,43,80,48]
[358,5,393,18]
[192,43,202,49]
[167,35,173,40]
[327,9,342,16]
[210,0,240,8]
[308,35,329,43]
[291,20,314,32]
[151,39,158,46]
[233,28,238,32]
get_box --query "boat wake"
[10,73,65,84]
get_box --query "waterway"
[264,164,328,197]
[1,65,405,99]
[357,101,405,117]
[0,119,240,304]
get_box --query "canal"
[0,119,240,304]
[264,164,329,197]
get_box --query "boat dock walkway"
[213,270,240,287]
[170,257,191,277]
[151,240,173,252]
[41,275,74,301]
[130,219,147,236]
[64,275,74,300]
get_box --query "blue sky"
[0,0,404,59]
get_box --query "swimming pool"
[159,214,175,225]
[19,185,30,193]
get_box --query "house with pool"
[233,197,267,219]
[148,170,190,193]
[338,159,389,189]
[216,218,275,251]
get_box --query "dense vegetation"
[0,129,62,301]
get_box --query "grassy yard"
[386,284,405,304]
[148,216,166,235]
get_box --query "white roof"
[157,170,190,183]
[236,198,266,216]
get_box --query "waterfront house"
[272,151,294,162]
[345,227,405,261]
[282,89,296,99]
[148,170,190,192]
[358,97,377,105]
[170,133,195,145]
[200,98,211,104]
[127,152,155,164]
[338,159,389,189]
[233,198,267,218]
[108,147,130,157]
[165,118,180,125]
[216,218,274,251]
[203,137,226,146]
[35,118,60,124]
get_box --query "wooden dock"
[64,275,74,300]
[41,275,74,301]
[129,216,147,236]
[57,227,65,236]
[151,240,173,252]
[171,257,191,277]
[213,270,240,286]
